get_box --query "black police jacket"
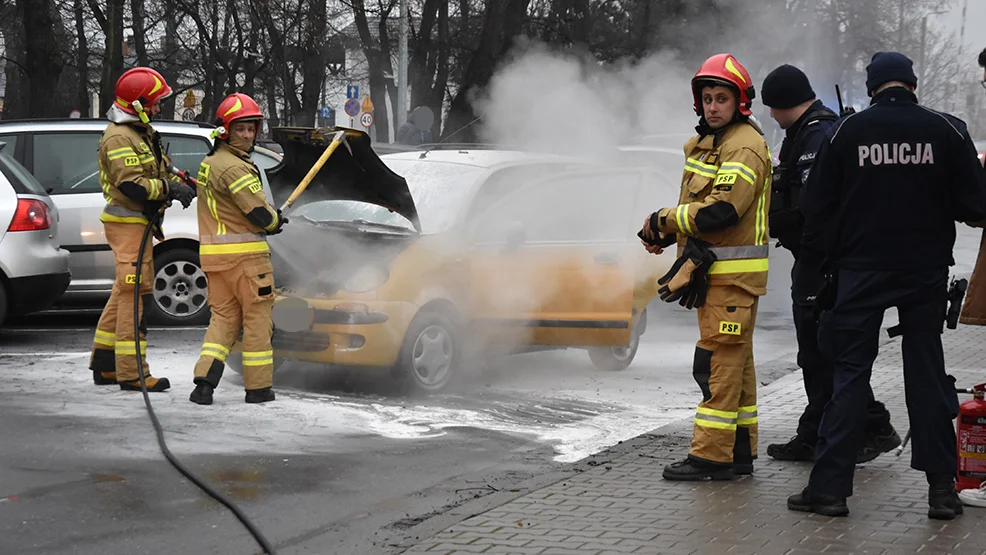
[802,87,986,272]
[769,100,839,259]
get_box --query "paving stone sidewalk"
[402,325,986,555]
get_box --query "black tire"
[587,310,645,371]
[393,311,460,396]
[0,282,8,327]
[147,247,210,326]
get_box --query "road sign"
[359,112,374,128]
[361,95,374,112]
[320,106,333,119]
[344,98,360,117]
[181,108,196,121]
[183,90,196,108]
[347,85,359,99]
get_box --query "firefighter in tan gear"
[189,93,286,405]
[640,53,772,481]
[89,67,196,392]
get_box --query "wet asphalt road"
[0,227,980,555]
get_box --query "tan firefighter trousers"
[193,257,276,391]
[89,222,154,381]
[689,285,760,464]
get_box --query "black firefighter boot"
[857,424,902,463]
[189,379,215,406]
[245,387,275,404]
[787,485,849,517]
[733,427,755,475]
[928,473,964,520]
[663,455,735,481]
[767,435,815,462]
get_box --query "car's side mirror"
[504,221,525,253]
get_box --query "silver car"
[0,141,71,325]
[0,119,280,326]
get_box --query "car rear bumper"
[7,271,72,315]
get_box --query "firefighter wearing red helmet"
[189,93,286,405]
[639,53,773,480]
[89,67,196,392]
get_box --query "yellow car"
[243,128,679,394]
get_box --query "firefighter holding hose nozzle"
[189,93,287,406]
[88,67,196,393]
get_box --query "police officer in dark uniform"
[761,64,901,464]
[787,52,986,519]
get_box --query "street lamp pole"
[397,0,409,129]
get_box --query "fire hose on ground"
[131,166,276,555]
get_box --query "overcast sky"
[938,0,985,54]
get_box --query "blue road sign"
[347,85,359,99]
[344,98,360,117]
[320,106,333,119]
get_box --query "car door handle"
[593,252,620,265]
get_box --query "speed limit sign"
[359,112,374,128]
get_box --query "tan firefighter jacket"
[98,122,177,237]
[653,120,773,296]
[196,143,281,272]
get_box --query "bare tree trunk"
[15,0,67,117]
[443,0,531,141]
[74,0,90,116]
[0,1,28,119]
[352,0,395,142]
[297,0,327,127]
[265,76,280,129]
[158,0,180,119]
[130,0,150,67]
[89,0,125,114]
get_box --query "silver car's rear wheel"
[148,248,210,326]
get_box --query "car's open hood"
[267,126,421,232]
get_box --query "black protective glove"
[657,237,717,306]
[267,209,288,235]
[638,228,678,249]
[680,262,712,309]
[168,181,196,209]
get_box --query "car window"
[161,134,212,175]
[0,151,49,196]
[32,132,103,194]
[466,163,581,220]
[0,134,20,157]
[472,171,641,244]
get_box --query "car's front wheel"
[148,248,210,326]
[588,310,645,371]
[394,311,460,395]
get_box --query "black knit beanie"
[761,64,816,109]
[865,52,917,96]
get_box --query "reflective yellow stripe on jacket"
[199,232,269,256]
[99,204,148,225]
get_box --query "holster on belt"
[657,237,718,309]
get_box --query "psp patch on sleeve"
[719,321,742,335]
[249,180,262,194]
[715,173,737,186]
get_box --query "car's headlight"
[343,266,389,293]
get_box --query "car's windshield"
[293,159,486,234]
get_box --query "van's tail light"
[8,198,51,232]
